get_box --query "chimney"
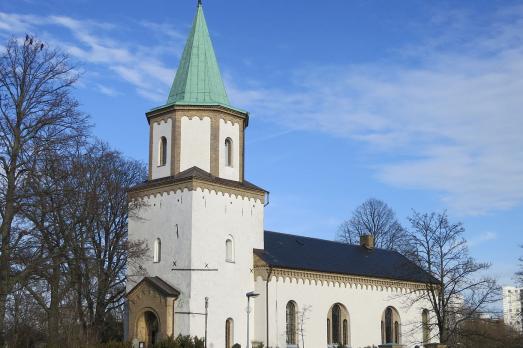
[360,234,374,250]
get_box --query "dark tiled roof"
[128,276,180,297]
[256,231,438,284]
[129,166,266,193]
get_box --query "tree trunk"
[94,270,108,342]
[439,322,449,344]
[0,289,6,347]
[47,262,61,348]
[0,167,18,346]
[0,93,22,346]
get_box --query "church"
[125,3,436,348]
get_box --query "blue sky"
[2,0,522,293]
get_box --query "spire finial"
[198,0,202,6]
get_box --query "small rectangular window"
[225,138,233,167]
[158,137,167,167]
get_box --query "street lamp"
[246,291,259,348]
[204,297,209,348]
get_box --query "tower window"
[224,137,233,167]
[225,237,234,262]
[153,238,161,263]
[158,136,167,166]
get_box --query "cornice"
[146,104,248,126]
[253,266,429,292]
[129,177,265,204]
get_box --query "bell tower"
[127,3,266,347]
[147,1,247,183]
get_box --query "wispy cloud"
[468,231,498,248]
[2,6,522,215]
[0,12,36,33]
[226,6,523,215]
[96,83,120,97]
[0,12,184,102]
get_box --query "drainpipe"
[266,267,273,347]
[263,191,271,346]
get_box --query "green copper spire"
[166,2,230,107]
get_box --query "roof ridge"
[263,230,394,253]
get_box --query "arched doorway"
[136,310,160,347]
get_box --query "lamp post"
[204,297,209,348]
[246,291,259,348]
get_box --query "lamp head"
[246,291,260,298]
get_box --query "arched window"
[224,137,233,167]
[332,304,340,344]
[286,301,297,345]
[225,237,234,262]
[327,303,350,346]
[385,307,393,343]
[153,238,161,263]
[381,306,401,344]
[158,136,167,166]
[422,309,430,343]
[225,318,234,348]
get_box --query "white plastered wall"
[189,188,264,348]
[128,188,264,348]
[253,276,435,348]
[151,118,172,180]
[127,190,194,336]
[180,116,211,172]
[218,119,240,181]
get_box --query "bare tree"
[72,143,147,342]
[515,247,523,329]
[0,36,87,345]
[405,211,499,345]
[337,198,408,251]
[21,142,146,345]
[459,318,523,348]
[517,246,523,286]
[22,148,82,347]
[297,304,311,348]
[4,288,46,347]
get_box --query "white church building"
[126,3,437,348]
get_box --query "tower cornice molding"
[146,104,248,126]
[129,176,266,203]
